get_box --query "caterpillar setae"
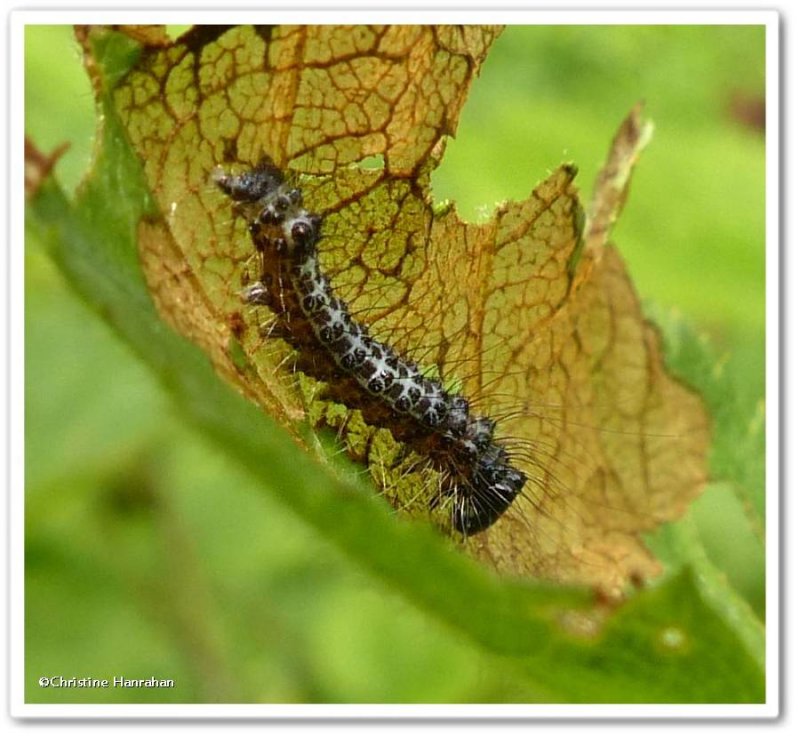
[213,159,527,535]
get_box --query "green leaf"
[644,304,766,665]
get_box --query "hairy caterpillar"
[213,159,527,535]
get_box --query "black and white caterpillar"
[214,159,527,535]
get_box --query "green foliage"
[24,25,766,704]
[435,26,766,331]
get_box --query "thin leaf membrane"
[92,24,711,595]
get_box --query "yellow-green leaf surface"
[25,24,765,704]
[97,25,708,596]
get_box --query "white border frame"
[7,5,780,721]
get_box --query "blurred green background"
[24,25,766,703]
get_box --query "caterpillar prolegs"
[213,159,527,535]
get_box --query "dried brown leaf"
[95,24,708,595]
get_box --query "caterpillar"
[213,159,527,535]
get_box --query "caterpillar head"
[214,162,321,256]
[212,159,284,203]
